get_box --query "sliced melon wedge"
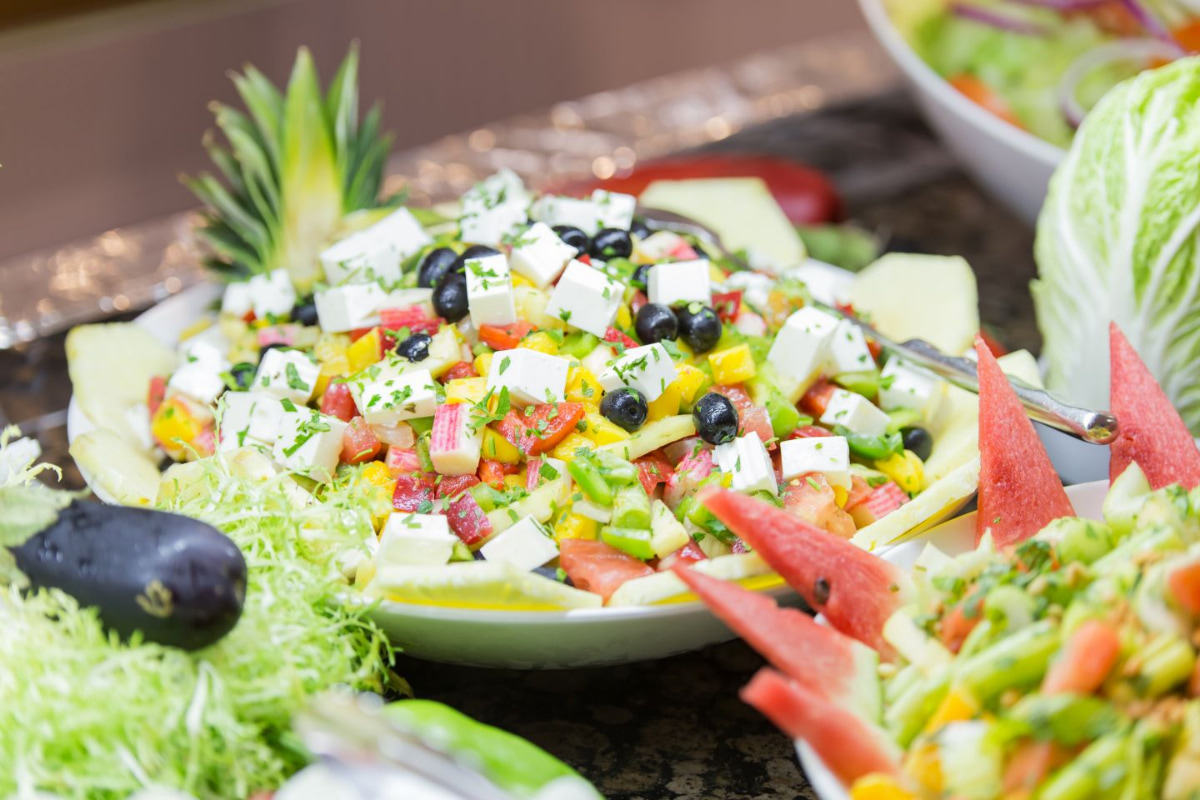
[69,429,161,506]
[367,561,602,611]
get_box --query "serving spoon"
[636,205,1119,444]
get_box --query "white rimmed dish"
[857,0,1065,225]
[797,479,1109,798]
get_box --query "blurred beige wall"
[0,0,863,260]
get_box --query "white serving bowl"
[857,0,1065,225]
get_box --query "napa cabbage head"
[1033,57,1200,433]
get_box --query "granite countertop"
[0,92,1039,800]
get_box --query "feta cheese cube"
[509,222,577,288]
[460,200,529,247]
[168,362,226,405]
[319,207,431,286]
[179,339,230,372]
[314,283,387,333]
[590,189,637,231]
[349,363,438,426]
[429,402,482,476]
[461,169,531,213]
[713,431,778,494]
[530,195,604,235]
[486,349,570,406]
[827,320,874,375]
[786,259,854,307]
[880,359,946,419]
[247,269,297,320]
[767,307,840,383]
[463,253,517,327]
[720,271,774,312]
[544,260,626,337]
[219,392,287,451]
[780,436,851,488]
[598,343,677,402]
[636,231,690,261]
[272,407,348,483]
[221,283,253,317]
[479,515,559,571]
[647,259,712,307]
[820,389,891,437]
[254,349,320,404]
[377,287,435,316]
[377,512,456,567]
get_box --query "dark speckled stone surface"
[0,92,1040,799]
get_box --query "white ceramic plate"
[797,479,1109,798]
[857,0,1064,225]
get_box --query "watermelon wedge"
[673,565,881,722]
[975,336,1074,548]
[1109,323,1200,490]
[740,668,900,787]
[701,489,910,658]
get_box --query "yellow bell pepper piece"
[584,412,630,445]
[346,328,383,373]
[565,365,602,408]
[902,744,943,795]
[503,474,524,491]
[647,380,684,421]
[708,344,757,385]
[512,273,535,289]
[554,512,599,542]
[151,398,204,448]
[615,304,632,329]
[708,263,727,283]
[474,351,494,378]
[924,686,979,735]
[482,429,521,464]
[552,432,593,461]
[359,461,397,530]
[833,485,849,508]
[446,377,489,406]
[849,774,919,800]
[518,331,560,356]
[673,364,707,404]
[875,450,926,495]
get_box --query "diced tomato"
[656,539,708,572]
[479,321,535,351]
[712,290,742,323]
[847,482,908,527]
[630,291,649,316]
[438,474,480,500]
[740,406,774,443]
[938,599,981,654]
[393,473,436,512]
[341,416,382,465]
[799,378,837,417]
[442,361,479,382]
[783,474,856,538]
[559,539,654,602]
[1041,619,1120,696]
[384,446,421,475]
[478,459,518,491]
[577,254,592,266]
[604,327,638,349]
[670,241,700,260]
[380,306,444,336]
[712,384,753,413]
[495,402,586,456]
[949,75,1024,129]
[320,380,358,422]
[147,376,167,416]
[1169,561,1200,614]
[635,451,675,496]
[866,339,882,361]
[447,491,493,546]
[789,425,833,440]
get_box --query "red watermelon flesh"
[1109,323,1200,490]
[975,336,1074,548]
[740,668,900,786]
[702,489,909,659]
[559,539,654,602]
[674,565,881,721]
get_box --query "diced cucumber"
[1038,517,1114,565]
[612,486,652,530]
[833,369,880,399]
[650,499,690,558]
[749,370,804,437]
[468,483,498,512]
[560,331,600,360]
[601,526,655,560]
[1102,462,1152,539]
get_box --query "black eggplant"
[10,500,247,650]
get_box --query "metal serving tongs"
[636,206,1119,445]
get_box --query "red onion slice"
[1004,0,1108,9]
[1058,38,1181,127]
[950,2,1053,34]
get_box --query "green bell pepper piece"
[600,526,656,560]
[836,426,903,460]
[833,369,880,399]
[568,457,613,505]
[612,485,652,530]
[560,331,600,360]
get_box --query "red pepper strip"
[479,321,536,351]
[711,290,742,323]
[798,378,837,418]
[604,327,638,349]
[635,451,675,496]
[496,402,587,456]
[478,459,517,491]
[442,361,479,382]
[437,474,481,500]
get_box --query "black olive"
[553,225,590,258]
[590,228,633,260]
[600,387,649,433]
[460,244,500,260]
[692,392,739,445]
[228,362,257,390]
[630,218,652,240]
[418,247,460,289]
[292,299,319,326]
[258,342,290,359]
[632,263,653,290]
[432,278,469,323]
[901,426,933,461]
[676,303,722,354]
[635,303,679,345]
[395,332,432,362]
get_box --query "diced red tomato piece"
[788,425,833,440]
[495,403,586,456]
[447,491,493,546]
[938,598,981,654]
[341,416,382,465]
[740,406,774,443]
[866,338,883,361]
[842,475,873,510]
[847,481,908,527]
[147,376,167,416]
[712,384,753,413]
[711,290,742,323]
[669,241,700,260]
[799,378,837,418]
[349,327,374,343]
[393,473,436,512]
[442,361,479,382]
[1041,620,1120,696]
[1169,561,1200,615]
[478,459,517,491]
[380,306,444,336]
[479,321,535,351]
[320,380,358,422]
[385,446,421,475]
[437,474,481,500]
[630,291,649,316]
[604,327,638,349]
[635,451,675,496]
[559,539,654,602]
[783,474,856,538]
[656,540,708,572]
[577,254,592,266]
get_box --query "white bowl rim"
[856,0,1066,170]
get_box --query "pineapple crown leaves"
[184,44,398,288]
